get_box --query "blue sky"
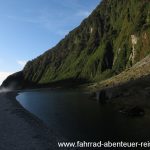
[0,0,100,84]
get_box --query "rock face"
[2,0,150,89]
[129,35,138,64]
[2,72,24,89]
[95,86,122,103]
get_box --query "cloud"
[4,14,41,24]
[0,72,13,85]
[76,10,91,17]
[17,60,27,67]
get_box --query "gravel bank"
[0,92,62,150]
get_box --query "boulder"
[119,106,145,117]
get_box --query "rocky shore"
[90,74,150,117]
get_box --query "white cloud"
[0,72,13,85]
[17,60,27,67]
[76,10,91,17]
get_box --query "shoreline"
[0,91,64,150]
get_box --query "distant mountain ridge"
[2,0,150,89]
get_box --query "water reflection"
[16,89,150,141]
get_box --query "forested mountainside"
[2,0,150,88]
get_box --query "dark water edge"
[0,92,61,150]
[16,88,150,142]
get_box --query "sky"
[0,0,100,84]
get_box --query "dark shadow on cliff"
[1,71,91,90]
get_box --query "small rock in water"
[119,106,145,117]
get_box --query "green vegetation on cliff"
[2,0,150,88]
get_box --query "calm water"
[16,89,150,141]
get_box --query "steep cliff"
[2,0,150,89]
